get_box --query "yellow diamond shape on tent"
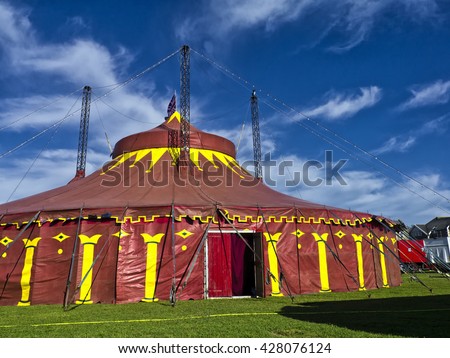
[291,229,305,238]
[0,236,13,246]
[367,232,373,239]
[52,233,70,242]
[113,230,130,238]
[176,229,193,239]
[335,230,346,239]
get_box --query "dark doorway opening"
[207,232,263,298]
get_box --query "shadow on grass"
[279,295,450,337]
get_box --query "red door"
[207,233,232,297]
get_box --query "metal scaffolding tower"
[179,45,190,167]
[75,85,92,178]
[251,89,262,179]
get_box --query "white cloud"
[0,2,33,46]
[88,91,166,149]
[0,94,82,130]
[327,0,439,52]
[204,122,277,164]
[399,80,450,110]
[210,0,314,33]
[0,3,137,134]
[372,115,449,155]
[0,148,106,203]
[302,86,382,120]
[0,3,169,144]
[327,0,389,52]
[261,152,450,225]
[0,2,172,201]
[177,0,440,52]
[18,40,121,86]
[0,6,127,87]
[372,136,416,155]
[65,16,89,31]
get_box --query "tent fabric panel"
[365,227,381,290]
[115,217,210,303]
[116,217,207,303]
[350,224,378,290]
[295,224,322,294]
[361,234,377,290]
[260,221,323,296]
[176,233,205,301]
[364,223,402,289]
[73,220,119,304]
[31,222,79,305]
[152,218,205,301]
[207,232,232,298]
[326,225,359,293]
[260,217,402,296]
[0,225,33,306]
[371,235,383,288]
[263,221,301,296]
[115,220,158,303]
[384,232,402,287]
[294,223,343,295]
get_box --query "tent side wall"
[261,219,402,298]
[0,219,121,306]
[0,214,402,306]
[0,216,208,306]
[116,217,207,303]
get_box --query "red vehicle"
[398,239,428,270]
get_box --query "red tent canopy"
[0,111,351,224]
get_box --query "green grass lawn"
[1,273,449,338]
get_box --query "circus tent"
[0,111,401,306]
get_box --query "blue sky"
[1,0,450,225]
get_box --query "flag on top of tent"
[167,93,176,116]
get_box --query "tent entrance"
[205,232,263,298]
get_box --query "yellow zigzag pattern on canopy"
[101,148,246,178]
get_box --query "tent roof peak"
[111,113,236,159]
[165,111,181,123]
